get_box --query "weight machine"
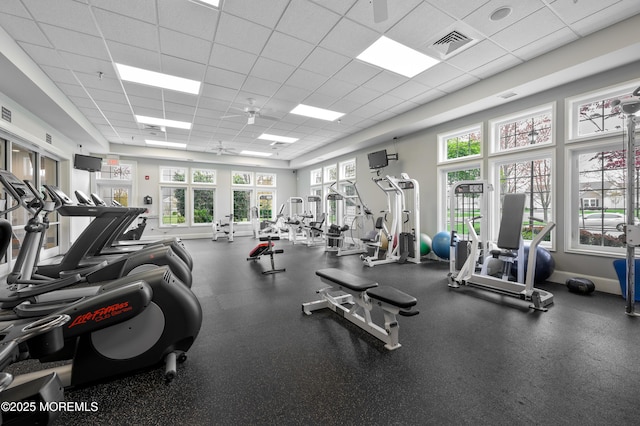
[449,191,555,311]
[326,181,372,256]
[212,214,234,242]
[361,174,420,267]
[612,86,640,316]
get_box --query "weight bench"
[247,236,285,274]
[302,268,418,350]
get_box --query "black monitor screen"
[74,154,102,172]
[367,150,388,169]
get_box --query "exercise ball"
[511,244,555,283]
[432,231,451,260]
[420,233,432,256]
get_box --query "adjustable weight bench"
[302,268,418,350]
[247,236,285,274]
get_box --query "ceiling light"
[490,7,512,21]
[136,115,192,130]
[258,133,299,143]
[290,104,344,121]
[356,36,440,78]
[189,0,220,8]
[240,150,272,157]
[145,140,187,149]
[115,63,201,94]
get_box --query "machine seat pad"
[490,249,517,258]
[367,286,417,309]
[316,268,378,291]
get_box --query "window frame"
[191,168,216,185]
[489,103,555,156]
[191,186,215,227]
[255,172,276,187]
[339,158,356,180]
[159,186,188,227]
[437,124,483,165]
[159,166,187,183]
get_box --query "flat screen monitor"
[74,154,102,172]
[367,149,388,169]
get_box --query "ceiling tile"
[362,71,407,93]
[462,0,545,37]
[438,74,481,93]
[346,0,423,32]
[386,80,431,101]
[308,0,357,15]
[0,15,51,47]
[157,0,218,40]
[24,0,99,36]
[285,68,327,92]
[201,83,238,102]
[92,8,158,51]
[446,40,509,72]
[18,43,66,68]
[316,79,358,99]
[512,27,579,61]
[320,17,379,58]
[40,24,108,60]
[333,60,381,85]
[567,0,640,35]
[276,0,341,45]
[160,55,207,81]
[261,31,315,67]
[105,41,158,72]
[159,28,213,65]
[300,47,351,77]
[240,76,282,97]
[550,0,619,24]
[210,43,258,74]
[413,63,464,87]
[491,7,566,52]
[215,13,271,55]
[386,2,456,49]
[250,57,296,84]
[0,0,30,18]
[469,54,523,79]
[222,0,289,28]
[341,85,382,105]
[90,0,157,24]
[427,0,494,20]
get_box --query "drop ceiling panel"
[223,0,289,28]
[300,47,351,77]
[332,60,381,86]
[215,14,271,55]
[413,63,464,87]
[157,0,218,40]
[261,31,315,67]
[446,40,510,72]
[91,0,157,24]
[17,43,65,68]
[491,7,566,52]
[387,80,432,101]
[209,44,257,74]
[24,0,99,36]
[104,41,158,71]
[92,8,159,51]
[426,0,493,20]
[0,15,51,47]
[568,0,639,35]
[346,0,423,32]
[319,18,379,58]
[159,28,213,65]
[462,0,546,37]
[0,1,29,18]
[362,71,407,94]
[551,0,620,24]
[160,55,207,81]
[250,57,296,84]
[386,2,456,48]
[469,53,523,79]
[276,0,341,45]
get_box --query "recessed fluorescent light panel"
[115,63,201,94]
[135,115,192,130]
[290,104,344,121]
[357,36,440,78]
[258,133,299,143]
[145,140,187,149]
[240,150,272,157]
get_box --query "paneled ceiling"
[0,0,639,167]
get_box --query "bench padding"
[367,286,417,308]
[316,268,378,291]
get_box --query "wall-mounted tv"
[74,154,102,172]
[367,149,388,169]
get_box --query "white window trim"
[564,140,633,257]
[191,186,215,227]
[489,102,556,156]
[190,168,217,185]
[159,185,188,228]
[257,190,276,221]
[310,168,322,186]
[232,188,254,223]
[436,161,483,231]
[437,123,483,165]
[231,170,253,186]
[323,164,337,183]
[566,79,640,144]
[489,148,556,250]
[255,172,277,187]
[159,166,188,184]
[339,158,357,181]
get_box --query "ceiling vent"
[141,124,166,134]
[422,22,483,60]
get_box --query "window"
[569,143,637,252]
[490,150,554,244]
[191,168,216,184]
[438,125,482,163]
[490,104,554,154]
[161,187,186,225]
[160,166,187,183]
[339,159,356,180]
[437,163,482,231]
[567,80,639,140]
[257,191,274,220]
[192,188,214,225]
[256,172,276,187]
[310,169,322,185]
[40,155,58,250]
[97,161,134,206]
[233,189,253,222]
[232,171,253,186]
[323,165,337,183]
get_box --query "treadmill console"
[43,185,74,205]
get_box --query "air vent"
[46,133,52,144]
[499,92,518,99]
[270,142,288,147]
[422,22,483,60]
[1,106,10,122]
[141,124,166,135]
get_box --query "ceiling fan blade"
[219,114,243,119]
[259,114,279,121]
[372,0,388,23]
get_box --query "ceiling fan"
[371,0,388,23]
[211,141,236,156]
[220,98,279,125]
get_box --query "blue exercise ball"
[511,244,555,283]
[432,231,452,260]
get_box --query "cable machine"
[614,86,640,316]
